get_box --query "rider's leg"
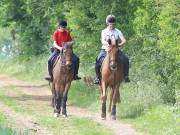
[119,51,130,82]
[72,54,81,80]
[47,59,53,79]
[45,50,60,81]
[94,59,101,84]
[94,49,106,84]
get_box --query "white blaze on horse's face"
[109,39,118,71]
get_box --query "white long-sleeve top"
[101,28,124,50]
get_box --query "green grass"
[117,78,163,119]
[71,117,112,135]
[129,105,180,135]
[0,112,28,135]
[0,126,26,135]
[0,55,48,82]
[0,112,8,124]
[39,116,113,135]
[0,87,31,114]
[69,81,100,111]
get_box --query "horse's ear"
[108,39,111,45]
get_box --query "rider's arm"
[53,41,62,50]
[118,36,126,46]
[118,30,126,47]
[101,30,109,46]
[53,31,62,50]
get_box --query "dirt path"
[0,74,144,135]
[0,103,53,135]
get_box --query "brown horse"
[100,38,124,120]
[51,44,74,117]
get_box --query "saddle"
[52,54,61,68]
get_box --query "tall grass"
[0,126,28,135]
[130,105,180,135]
[0,55,48,82]
[0,112,28,135]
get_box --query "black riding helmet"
[59,20,67,28]
[106,15,116,24]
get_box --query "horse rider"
[45,20,81,82]
[94,14,130,84]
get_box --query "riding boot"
[123,59,130,83]
[45,60,53,82]
[73,55,81,80]
[119,51,130,83]
[94,63,101,85]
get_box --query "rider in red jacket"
[45,20,81,81]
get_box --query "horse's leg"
[101,81,107,120]
[54,89,62,117]
[108,88,114,113]
[111,85,120,120]
[52,94,55,108]
[62,83,71,117]
[116,89,121,103]
[111,88,117,120]
[51,83,55,107]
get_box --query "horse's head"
[107,38,119,71]
[63,44,73,68]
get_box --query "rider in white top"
[101,28,124,50]
[94,14,130,84]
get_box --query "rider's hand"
[118,44,123,49]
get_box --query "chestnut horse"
[51,44,74,117]
[100,38,124,120]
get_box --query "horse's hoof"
[101,114,106,120]
[111,115,116,120]
[62,114,68,118]
[54,113,60,117]
[101,117,106,120]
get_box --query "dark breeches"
[48,50,60,77]
[119,50,129,77]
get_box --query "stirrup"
[45,76,53,82]
[124,76,130,83]
[94,78,100,85]
[74,75,81,80]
